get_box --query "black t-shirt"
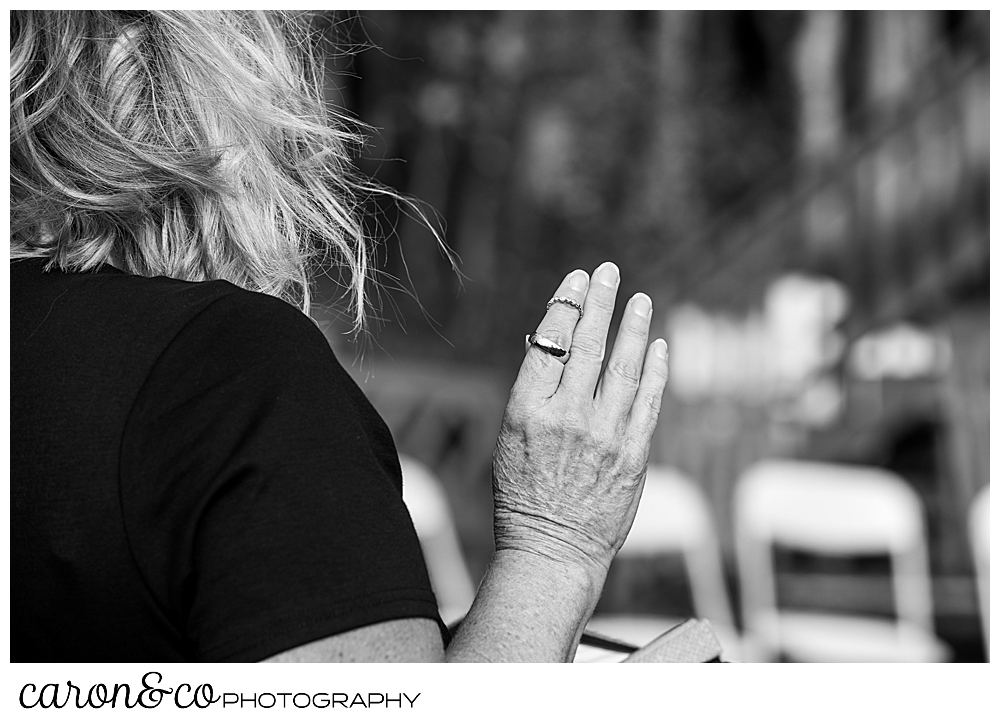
[10,258,443,662]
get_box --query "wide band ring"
[546,296,584,318]
[525,332,569,359]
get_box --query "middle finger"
[559,261,620,399]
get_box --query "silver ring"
[525,332,569,359]
[546,296,583,318]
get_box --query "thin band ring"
[525,332,569,359]
[546,296,584,318]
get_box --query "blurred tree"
[318,10,817,372]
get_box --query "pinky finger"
[627,338,669,441]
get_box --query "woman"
[10,10,668,663]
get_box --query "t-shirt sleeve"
[119,290,443,662]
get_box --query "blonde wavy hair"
[10,10,381,329]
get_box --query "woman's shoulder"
[12,256,317,346]
[11,257,337,401]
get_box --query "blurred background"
[310,10,989,661]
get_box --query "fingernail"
[595,262,619,287]
[653,339,667,359]
[631,293,651,318]
[567,269,588,291]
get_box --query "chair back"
[400,455,476,625]
[733,459,936,642]
[618,465,735,631]
[735,459,924,554]
[969,486,989,659]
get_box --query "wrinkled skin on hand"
[492,262,669,578]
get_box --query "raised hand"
[493,262,669,578]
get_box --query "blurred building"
[312,10,988,659]
[652,10,988,626]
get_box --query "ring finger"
[519,269,590,397]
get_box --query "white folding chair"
[578,465,742,662]
[733,459,951,662]
[399,455,477,627]
[968,486,989,660]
